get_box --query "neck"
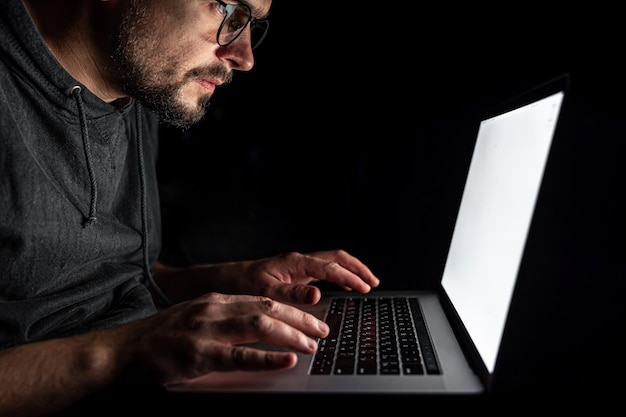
[23,0,127,103]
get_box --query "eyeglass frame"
[215,0,270,50]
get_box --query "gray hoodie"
[0,0,165,347]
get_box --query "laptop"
[166,73,570,396]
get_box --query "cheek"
[176,42,220,77]
[161,28,216,62]
[132,16,217,81]
[141,37,197,78]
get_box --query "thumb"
[269,283,322,305]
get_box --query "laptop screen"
[441,88,565,374]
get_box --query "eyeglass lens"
[219,4,268,49]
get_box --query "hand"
[153,249,380,306]
[128,292,330,385]
[236,249,380,305]
[0,292,328,415]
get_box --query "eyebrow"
[238,0,270,20]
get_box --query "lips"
[196,79,217,94]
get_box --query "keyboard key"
[310,296,440,376]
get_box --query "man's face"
[109,0,271,129]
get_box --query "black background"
[155,1,625,402]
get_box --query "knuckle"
[247,312,270,332]
[258,297,278,314]
[226,346,283,370]
[229,345,249,367]
[202,345,245,371]
[279,251,299,262]
[324,260,341,274]
[203,292,223,301]
[287,285,302,301]
[301,310,316,326]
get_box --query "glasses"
[216,0,269,50]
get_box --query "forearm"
[152,260,253,303]
[0,327,130,417]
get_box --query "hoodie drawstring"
[71,86,98,227]
[71,86,172,307]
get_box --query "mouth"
[196,79,221,95]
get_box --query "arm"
[153,249,381,304]
[0,326,130,417]
[0,292,330,417]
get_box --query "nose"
[217,27,255,71]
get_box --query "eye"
[212,1,228,16]
[225,5,249,29]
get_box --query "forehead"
[135,0,273,22]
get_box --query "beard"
[109,1,232,130]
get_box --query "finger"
[311,250,380,288]
[200,344,299,373]
[268,282,322,305]
[194,292,264,304]
[227,298,327,338]
[299,251,379,294]
[209,314,321,355]
[258,297,329,338]
[191,295,329,340]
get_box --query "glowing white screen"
[441,91,564,373]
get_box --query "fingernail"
[318,320,329,334]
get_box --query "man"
[0,0,380,415]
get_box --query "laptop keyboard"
[309,296,440,375]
